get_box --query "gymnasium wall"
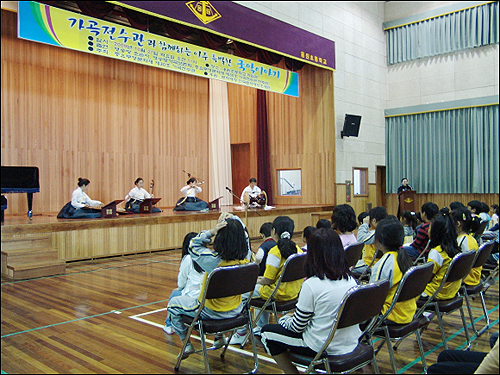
[1,8,336,214]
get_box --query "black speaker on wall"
[341,114,361,138]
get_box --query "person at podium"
[397,177,412,194]
[397,177,413,218]
[173,177,209,212]
[124,177,160,213]
[241,178,268,208]
[57,177,103,219]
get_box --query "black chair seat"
[328,342,374,372]
[288,350,327,367]
[250,297,298,312]
[374,315,431,339]
[419,296,463,313]
[375,319,420,338]
[181,312,248,334]
[289,342,374,373]
[465,282,483,294]
[483,262,497,271]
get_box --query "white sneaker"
[253,326,262,336]
[229,332,247,345]
[423,312,434,320]
[213,335,227,349]
[181,342,195,359]
[163,324,174,335]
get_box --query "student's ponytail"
[272,216,297,260]
[429,213,460,258]
[375,217,412,274]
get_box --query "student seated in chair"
[259,228,361,374]
[166,212,252,357]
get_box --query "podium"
[399,190,416,213]
[139,198,161,213]
[208,196,223,211]
[101,200,123,218]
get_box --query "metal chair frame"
[416,250,476,350]
[368,262,434,373]
[287,280,391,374]
[344,242,364,269]
[462,241,495,337]
[240,252,306,348]
[174,262,260,374]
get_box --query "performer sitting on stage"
[124,178,161,213]
[241,178,268,208]
[173,177,209,212]
[57,177,103,219]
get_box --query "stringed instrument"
[249,193,266,206]
[177,170,205,206]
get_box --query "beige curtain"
[209,79,233,206]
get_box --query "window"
[278,169,302,196]
[353,168,368,196]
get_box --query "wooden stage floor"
[0,205,334,267]
[1,237,499,374]
[0,204,334,227]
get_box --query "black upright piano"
[1,166,40,220]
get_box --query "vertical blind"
[386,105,499,194]
[386,1,499,65]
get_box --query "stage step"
[2,248,59,263]
[6,260,66,280]
[1,234,66,279]
[1,235,52,251]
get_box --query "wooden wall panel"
[2,9,337,214]
[227,83,258,178]
[335,184,378,217]
[335,183,499,218]
[385,193,500,217]
[1,10,209,214]
[268,63,335,205]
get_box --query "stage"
[1,204,333,279]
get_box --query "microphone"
[226,187,232,193]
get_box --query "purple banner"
[114,1,335,70]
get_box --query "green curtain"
[386,105,499,194]
[387,2,499,65]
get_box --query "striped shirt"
[278,276,360,355]
[411,222,430,254]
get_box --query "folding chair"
[240,252,306,347]
[287,279,390,374]
[352,249,382,284]
[174,262,260,374]
[368,262,434,374]
[344,242,364,269]
[416,250,476,350]
[473,220,488,243]
[412,241,431,265]
[462,241,495,337]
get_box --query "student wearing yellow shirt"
[421,214,461,300]
[230,216,303,345]
[451,207,480,285]
[353,206,388,273]
[167,212,252,357]
[369,217,415,324]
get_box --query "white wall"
[384,1,499,109]
[235,1,499,187]
[235,1,387,185]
